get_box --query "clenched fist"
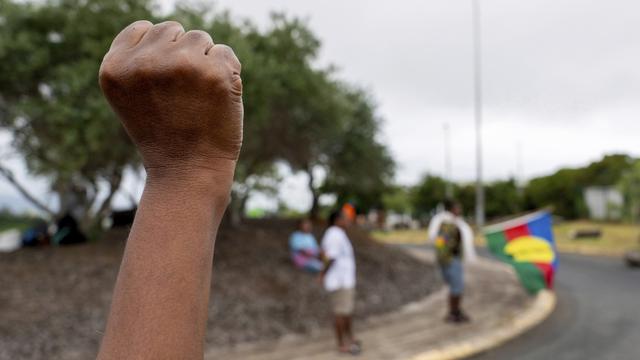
[99,20,243,178]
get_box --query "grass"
[552,221,640,256]
[0,214,40,233]
[371,229,427,245]
[372,221,640,257]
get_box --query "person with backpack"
[427,199,477,323]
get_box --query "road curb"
[408,289,556,360]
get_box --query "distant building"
[583,186,623,220]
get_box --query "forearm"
[320,259,335,278]
[98,164,234,360]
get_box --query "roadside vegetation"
[372,221,640,256]
[0,210,41,232]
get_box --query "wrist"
[143,160,236,213]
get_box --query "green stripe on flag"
[512,262,547,294]
[486,231,511,262]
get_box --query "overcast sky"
[206,0,640,184]
[211,0,640,210]
[2,0,640,213]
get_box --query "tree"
[319,87,395,215]
[618,160,640,223]
[0,0,157,231]
[198,12,342,221]
[582,154,633,186]
[523,154,633,219]
[484,178,523,220]
[523,168,586,219]
[0,2,395,228]
[456,183,476,218]
[411,175,447,218]
[382,186,413,214]
[229,15,395,218]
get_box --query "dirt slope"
[0,220,439,359]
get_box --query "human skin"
[96,20,242,359]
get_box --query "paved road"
[471,252,640,360]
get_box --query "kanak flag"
[484,211,557,294]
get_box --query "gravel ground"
[0,220,439,360]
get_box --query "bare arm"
[97,20,243,359]
[320,258,336,278]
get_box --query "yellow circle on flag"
[504,236,555,264]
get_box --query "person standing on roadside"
[427,199,477,324]
[320,209,361,355]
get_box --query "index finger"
[110,20,153,49]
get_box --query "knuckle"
[148,20,184,37]
[129,19,153,29]
[99,55,122,84]
[214,44,241,73]
[156,20,182,29]
[185,29,211,39]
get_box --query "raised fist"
[99,20,243,176]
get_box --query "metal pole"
[472,0,485,226]
[516,142,523,185]
[444,123,453,199]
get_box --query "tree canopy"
[408,154,634,222]
[524,154,632,219]
[0,0,156,229]
[0,0,395,229]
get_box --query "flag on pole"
[484,211,557,294]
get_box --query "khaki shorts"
[329,288,356,316]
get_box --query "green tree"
[524,168,587,219]
[411,174,447,218]
[0,2,395,228]
[484,178,523,220]
[618,160,640,223]
[523,154,632,219]
[455,183,475,218]
[582,154,633,186]
[382,186,413,214]
[320,87,395,215]
[0,0,156,230]
[197,12,346,220]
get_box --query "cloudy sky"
[2,0,640,212]
[211,0,640,210]
[208,0,640,182]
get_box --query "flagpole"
[472,0,485,227]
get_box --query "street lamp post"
[472,0,485,227]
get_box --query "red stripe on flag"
[534,262,554,289]
[504,224,530,242]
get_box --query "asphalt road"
[471,252,640,360]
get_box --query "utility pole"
[472,0,485,227]
[444,123,453,199]
[516,142,523,185]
